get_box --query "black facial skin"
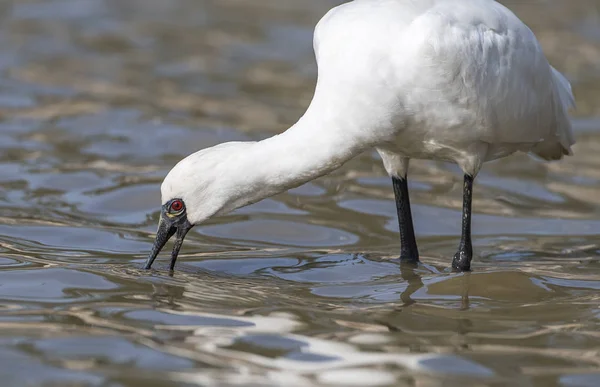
[144,199,193,271]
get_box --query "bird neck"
[222,102,371,214]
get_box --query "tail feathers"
[531,141,570,161]
[531,66,576,161]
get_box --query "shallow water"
[1,0,600,385]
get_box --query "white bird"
[145,0,575,272]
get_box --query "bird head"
[144,142,257,271]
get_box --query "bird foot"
[400,249,419,265]
[452,250,472,272]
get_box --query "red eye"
[169,199,184,213]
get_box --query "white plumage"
[148,0,575,271]
[312,0,574,173]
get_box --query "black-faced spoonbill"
[145,0,575,272]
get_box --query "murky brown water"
[1,0,600,385]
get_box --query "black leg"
[392,176,419,263]
[452,174,474,272]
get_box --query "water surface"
[1,0,600,385]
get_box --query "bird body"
[148,0,575,272]
[313,0,574,173]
